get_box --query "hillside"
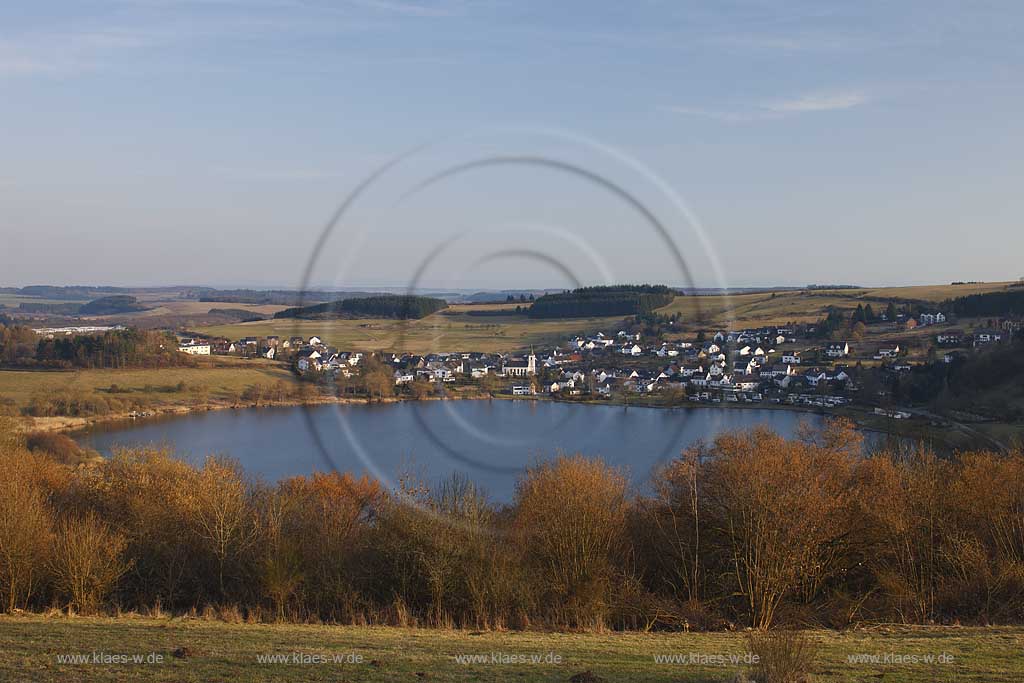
[274,295,448,320]
[654,281,1017,328]
[79,295,149,315]
[190,280,1018,354]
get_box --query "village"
[174,307,1021,414]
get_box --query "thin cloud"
[763,91,870,112]
[664,90,871,122]
[0,27,175,78]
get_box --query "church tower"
[527,348,537,375]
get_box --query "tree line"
[275,295,448,320]
[943,288,1024,318]
[3,418,1023,630]
[0,326,193,369]
[527,285,676,319]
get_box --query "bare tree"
[188,457,258,600]
[0,474,53,611]
[50,511,130,614]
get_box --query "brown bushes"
[25,431,99,465]
[50,511,130,614]
[514,455,628,628]
[0,463,53,611]
[636,420,1024,630]
[2,414,1024,630]
[367,474,521,629]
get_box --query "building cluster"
[533,327,851,403]
[383,351,537,386]
[175,334,336,363]
[175,313,1018,408]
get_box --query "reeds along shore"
[1,417,1023,630]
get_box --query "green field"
[1,615,1020,683]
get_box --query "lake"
[76,400,825,501]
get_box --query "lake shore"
[9,371,980,455]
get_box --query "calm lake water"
[76,400,825,501]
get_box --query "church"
[503,351,537,377]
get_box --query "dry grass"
[127,301,290,318]
[0,359,299,410]
[658,282,1014,330]
[858,281,1014,302]
[0,615,1020,682]
[197,306,624,354]
[0,294,79,307]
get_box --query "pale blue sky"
[1,1,1022,290]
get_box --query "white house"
[734,377,760,392]
[781,351,802,365]
[804,369,828,386]
[918,312,947,326]
[178,342,211,355]
[549,378,577,393]
[830,368,850,382]
[679,364,704,378]
[761,363,793,379]
[825,342,850,358]
[875,345,900,360]
[974,330,1003,347]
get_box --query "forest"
[274,295,448,320]
[526,285,677,319]
[0,326,191,370]
[944,287,1024,318]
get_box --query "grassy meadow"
[0,357,299,412]
[197,309,625,354]
[1,615,1020,683]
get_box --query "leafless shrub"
[0,463,54,611]
[746,629,818,683]
[50,511,131,614]
[514,454,628,628]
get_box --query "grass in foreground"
[1,615,1022,683]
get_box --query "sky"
[1,1,1022,291]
